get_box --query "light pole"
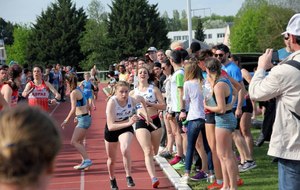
[187,0,193,46]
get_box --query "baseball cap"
[282,13,300,36]
[146,47,157,53]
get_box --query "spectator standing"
[216,44,256,172]
[249,13,300,190]
[204,57,238,190]
[0,106,61,190]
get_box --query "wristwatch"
[180,109,186,113]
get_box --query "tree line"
[0,0,298,70]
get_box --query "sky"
[0,0,245,24]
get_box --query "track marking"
[49,103,60,116]
[80,138,87,190]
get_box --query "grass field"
[172,125,278,190]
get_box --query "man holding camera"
[249,13,300,190]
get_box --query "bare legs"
[71,127,89,160]
[135,128,162,178]
[205,123,223,180]
[105,132,134,179]
[216,128,237,190]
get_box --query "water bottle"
[182,120,188,133]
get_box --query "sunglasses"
[284,33,290,40]
[214,54,224,58]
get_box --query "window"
[207,34,212,39]
[173,36,182,41]
[183,35,188,40]
[217,33,225,38]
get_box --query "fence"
[76,70,110,82]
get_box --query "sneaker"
[179,175,189,184]
[190,170,208,181]
[110,178,119,190]
[126,176,135,187]
[237,178,244,186]
[207,180,223,190]
[158,146,165,153]
[238,162,244,172]
[159,150,172,159]
[152,177,160,188]
[169,155,181,165]
[239,161,257,172]
[74,159,92,170]
[172,161,185,170]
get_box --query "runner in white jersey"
[129,67,166,188]
[105,81,150,190]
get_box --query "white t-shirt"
[183,80,205,121]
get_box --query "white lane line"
[49,102,87,190]
[80,138,87,190]
[49,103,60,116]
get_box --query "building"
[167,25,230,47]
[0,39,6,65]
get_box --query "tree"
[106,0,170,61]
[6,25,31,65]
[172,10,182,31]
[26,0,87,69]
[269,0,300,12]
[0,18,14,45]
[194,18,205,42]
[231,0,295,52]
[203,19,227,29]
[80,0,110,70]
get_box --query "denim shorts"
[76,114,91,129]
[215,111,236,132]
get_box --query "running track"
[48,83,175,190]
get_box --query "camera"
[272,50,280,64]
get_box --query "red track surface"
[48,83,175,190]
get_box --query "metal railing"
[76,70,110,81]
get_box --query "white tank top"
[111,96,134,121]
[134,85,157,104]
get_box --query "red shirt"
[28,81,50,111]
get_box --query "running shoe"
[169,155,181,165]
[172,161,185,170]
[159,150,173,159]
[126,176,135,187]
[110,178,119,190]
[207,180,223,190]
[74,159,92,170]
[190,170,208,181]
[152,177,160,188]
[239,161,257,172]
[179,175,189,184]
